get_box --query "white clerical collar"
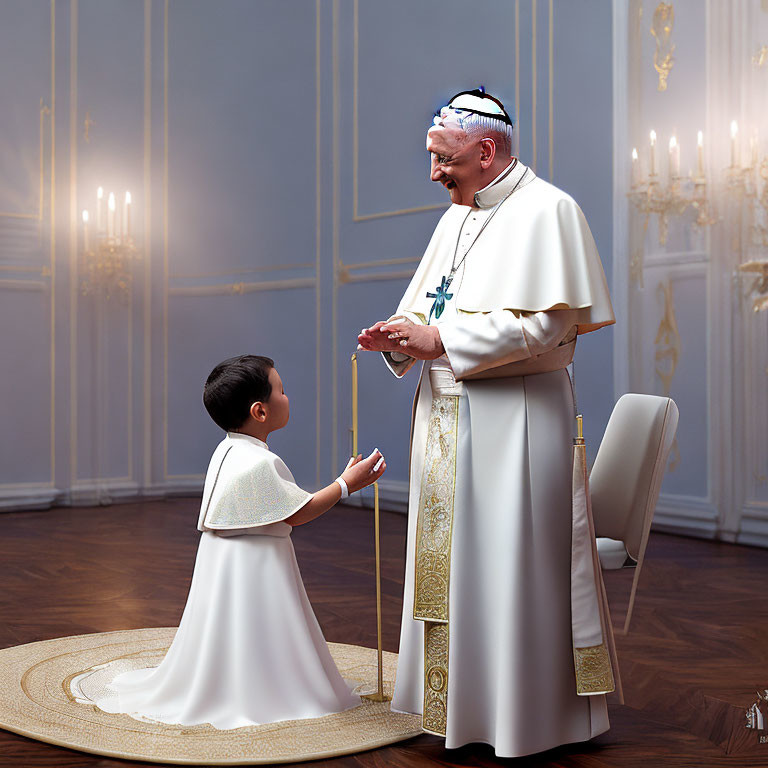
[473,157,535,209]
[227,431,268,450]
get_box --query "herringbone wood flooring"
[1,499,766,767]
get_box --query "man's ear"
[479,138,496,169]
[249,401,267,423]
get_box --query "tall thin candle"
[631,147,640,187]
[107,192,116,239]
[96,187,104,231]
[123,191,132,241]
[668,135,680,180]
[697,131,704,177]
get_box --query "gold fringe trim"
[573,642,615,695]
[423,621,449,736]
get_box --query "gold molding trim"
[332,0,340,477]
[532,0,537,172]
[162,0,169,481]
[351,0,449,222]
[0,98,49,221]
[169,262,314,280]
[169,278,317,297]
[159,3,324,487]
[515,0,520,153]
[549,0,554,181]
[69,0,78,485]
[0,279,48,292]
[0,264,49,274]
[316,0,322,487]
[143,0,152,488]
[0,2,54,499]
[346,256,419,270]
[49,0,56,484]
[339,268,415,285]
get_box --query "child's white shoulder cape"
[197,432,313,531]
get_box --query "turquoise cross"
[426,275,454,324]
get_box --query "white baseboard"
[0,484,60,511]
[736,509,768,549]
[69,479,141,507]
[652,494,720,539]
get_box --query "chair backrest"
[590,393,679,561]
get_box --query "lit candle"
[107,192,116,239]
[668,135,680,180]
[123,191,132,241]
[82,209,90,253]
[697,130,704,177]
[649,130,657,176]
[96,186,104,231]
[731,120,739,167]
[631,147,640,187]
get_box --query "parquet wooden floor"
[1,499,767,767]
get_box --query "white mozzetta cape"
[197,432,312,532]
[396,162,615,335]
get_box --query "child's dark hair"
[203,355,275,431]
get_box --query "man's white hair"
[457,113,514,157]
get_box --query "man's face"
[426,108,483,206]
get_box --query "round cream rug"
[0,627,424,764]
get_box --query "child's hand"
[341,448,386,493]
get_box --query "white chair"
[589,393,680,635]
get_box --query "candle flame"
[731,120,738,139]
[108,192,116,211]
[697,130,703,147]
[97,186,103,199]
[650,129,657,145]
[125,190,132,205]
[632,147,638,160]
[82,209,89,223]
[669,136,677,150]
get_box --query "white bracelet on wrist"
[335,476,349,499]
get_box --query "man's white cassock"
[81,433,360,729]
[382,159,621,757]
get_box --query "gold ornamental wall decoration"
[654,279,681,471]
[753,45,768,67]
[650,3,675,91]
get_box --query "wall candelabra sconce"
[80,187,139,302]
[725,121,768,247]
[726,120,768,313]
[628,129,716,247]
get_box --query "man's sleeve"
[380,311,425,378]
[436,308,580,380]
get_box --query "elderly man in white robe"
[357,88,621,758]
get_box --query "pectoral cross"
[426,275,454,324]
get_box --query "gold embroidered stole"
[413,393,459,736]
[570,425,620,696]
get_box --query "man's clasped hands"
[357,317,445,360]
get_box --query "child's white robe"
[83,433,361,729]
